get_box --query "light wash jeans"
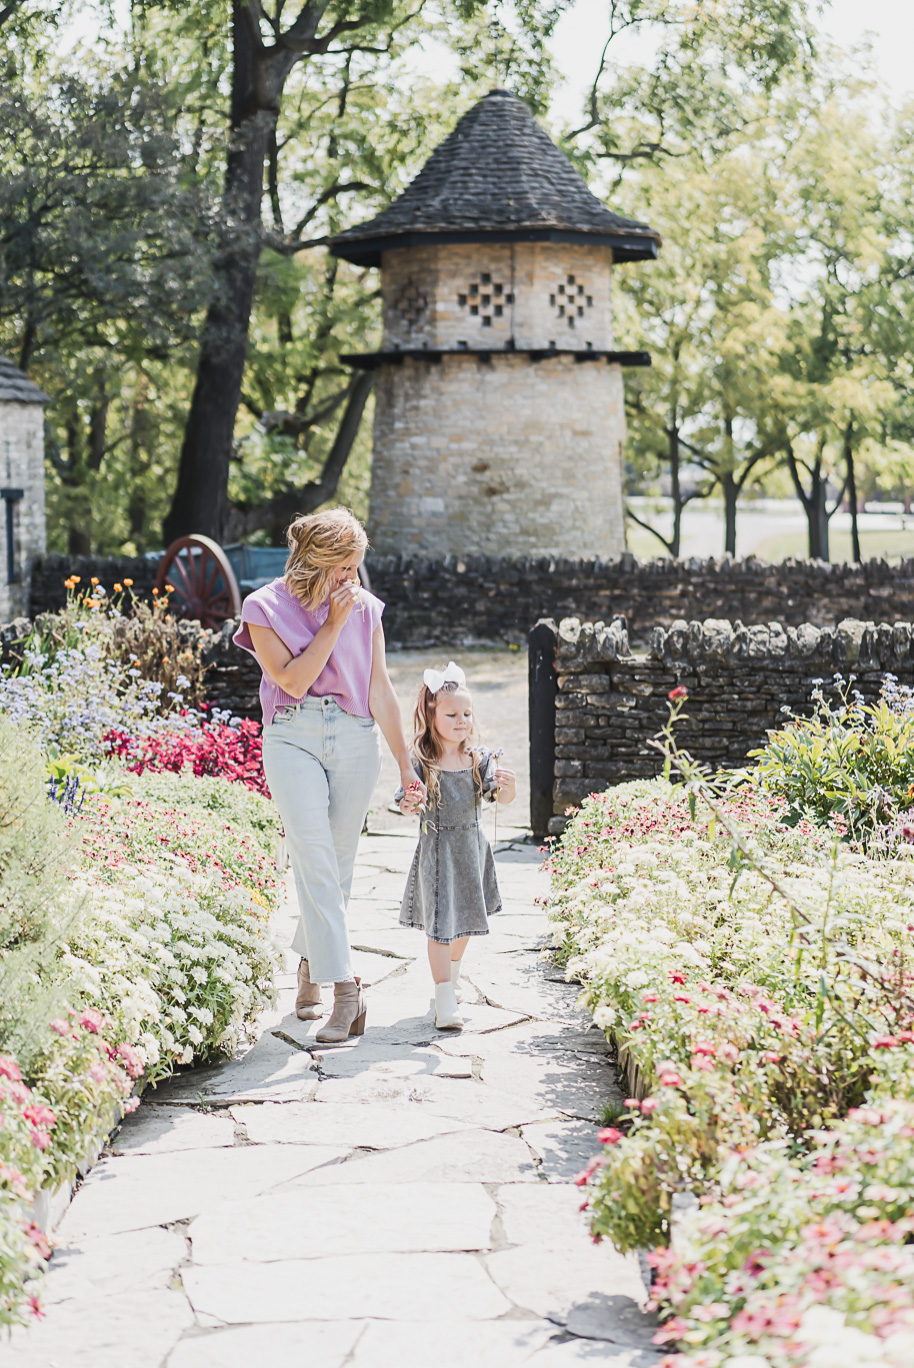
[262,697,382,983]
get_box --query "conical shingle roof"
[331,89,660,267]
[0,354,49,404]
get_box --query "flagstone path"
[5,650,662,1368]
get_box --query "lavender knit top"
[233,578,384,726]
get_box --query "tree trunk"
[163,5,273,545]
[844,422,861,563]
[721,470,737,556]
[808,475,829,561]
[668,422,682,558]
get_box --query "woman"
[233,508,424,1043]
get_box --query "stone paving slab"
[182,1252,513,1323]
[349,1320,554,1366]
[166,1322,364,1368]
[522,1119,605,1182]
[110,1105,236,1156]
[291,1128,538,1186]
[59,1144,348,1239]
[40,1227,187,1305]
[188,1182,496,1262]
[154,1030,319,1106]
[314,1072,562,1130]
[307,1039,474,1080]
[231,1098,472,1148]
[4,1289,194,1368]
[485,1242,647,1325]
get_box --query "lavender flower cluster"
[0,641,205,761]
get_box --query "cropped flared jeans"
[262,697,382,983]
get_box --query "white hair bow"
[423,661,466,693]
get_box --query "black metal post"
[528,617,558,839]
[1,489,23,586]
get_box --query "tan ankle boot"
[295,959,323,1021]
[315,978,366,1043]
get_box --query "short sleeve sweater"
[232,578,384,726]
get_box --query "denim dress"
[398,757,501,943]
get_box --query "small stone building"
[331,89,660,559]
[0,354,48,621]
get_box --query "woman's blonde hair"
[412,680,484,805]
[284,508,368,610]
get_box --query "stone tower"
[0,354,48,622]
[331,89,660,559]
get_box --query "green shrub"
[747,676,914,843]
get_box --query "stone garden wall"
[29,551,914,648]
[550,614,914,834]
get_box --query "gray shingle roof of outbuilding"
[331,89,661,266]
[0,354,49,404]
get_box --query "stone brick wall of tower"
[0,402,46,622]
[368,352,627,557]
[381,242,615,352]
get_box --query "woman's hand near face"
[327,580,360,629]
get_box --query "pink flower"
[88,1061,108,1085]
[762,1050,783,1063]
[873,1035,899,1049]
[116,1044,144,1080]
[0,1055,22,1082]
[668,687,688,702]
[24,1223,52,1259]
[28,1296,44,1320]
[691,1042,715,1057]
[29,1129,51,1150]
[673,994,691,1004]
[79,1009,104,1034]
[23,1104,56,1129]
[660,1073,684,1087]
[652,1317,690,1345]
[641,1098,658,1113]
[598,1127,623,1145]
[49,1019,69,1037]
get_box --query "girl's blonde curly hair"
[412,680,485,805]
[284,508,368,610]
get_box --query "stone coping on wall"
[29,550,914,646]
[549,613,914,835]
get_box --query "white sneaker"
[434,982,464,1030]
[450,959,464,1003]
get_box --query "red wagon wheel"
[155,534,242,630]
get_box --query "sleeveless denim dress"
[398,757,501,943]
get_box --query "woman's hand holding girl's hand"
[494,766,516,804]
[399,776,426,814]
[327,580,361,629]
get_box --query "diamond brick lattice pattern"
[457,272,514,329]
[391,278,429,328]
[548,274,594,330]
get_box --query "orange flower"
[152,587,159,595]
[90,577,100,586]
[71,576,81,585]
[123,578,134,587]
[113,583,123,593]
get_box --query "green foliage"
[748,678,914,842]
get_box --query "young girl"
[397,662,516,1029]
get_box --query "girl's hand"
[327,581,360,629]
[400,776,426,813]
[494,766,516,804]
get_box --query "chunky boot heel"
[316,977,366,1043]
[295,959,323,1021]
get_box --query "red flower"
[597,1127,623,1145]
[668,686,688,702]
